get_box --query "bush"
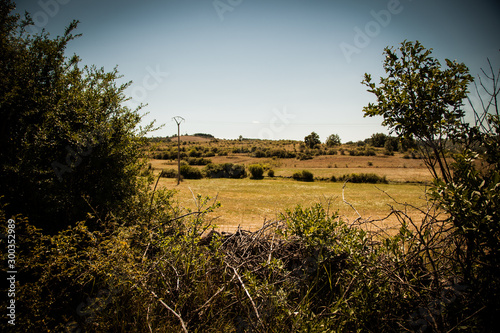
[160,169,177,178]
[338,173,388,184]
[248,164,264,179]
[292,170,314,182]
[180,165,203,179]
[203,163,246,179]
[268,169,275,177]
[187,157,212,165]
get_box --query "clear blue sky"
[14,0,500,142]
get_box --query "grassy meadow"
[148,135,433,232]
[159,177,430,233]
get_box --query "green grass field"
[158,177,430,233]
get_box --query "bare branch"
[150,290,189,333]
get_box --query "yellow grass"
[157,177,430,234]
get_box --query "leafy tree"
[326,133,341,147]
[304,131,321,148]
[383,136,399,153]
[362,40,473,183]
[369,133,388,147]
[0,1,154,231]
[364,40,500,329]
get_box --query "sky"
[13,0,500,142]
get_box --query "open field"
[150,153,432,183]
[157,177,431,233]
[148,135,434,232]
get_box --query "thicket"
[248,164,265,179]
[203,163,247,179]
[292,170,314,182]
[335,173,388,184]
[1,7,498,332]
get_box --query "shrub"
[268,169,275,177]
[187,157,212,165]
[339,173,388,184]
[297,153,313,160]
[160,169,177,178]
[292,170,314,182]
[248,164,264,179]
[365,148,376,156]
[203,163,247,179]
[180,165,203,179]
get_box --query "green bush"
[203,163,246,179]
[338,173,388,183]
[268,169,275,177]
[160,169,177,178]
[180,165,203,179]
[248,164,264,179]
[292,170,314,182]
[187,157,212,165]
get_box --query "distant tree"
[370,133,388,147]
[326,134,341,147]
[384,136,399,153]
[304,132,321,148]
[362,40,473,183]
[0,3,155,231]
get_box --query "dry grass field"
[157,177,430,233]
[147,136,434,232]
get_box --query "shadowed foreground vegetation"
[1,3,499,332]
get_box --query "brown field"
[146,135,434,232]
[157,177,430,234]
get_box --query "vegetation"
[336,173,388,184]
[292,170,314,182]
[363,40,500,330]
[304,131,321,148]
[0,4,497,331]
[326,133,341,147]
[363,40,474,183]
[203,163,247,179]
[248,164,265,179]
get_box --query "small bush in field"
[160,169,177,178]
[248,164,264,179]
[292,170,314,182]
[203,163,247,179]
[180,165,203,179]
[268,169,275,177]
[338,173,387,184]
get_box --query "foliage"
[160,168,178,178]
[304,131,321,148]
[292,170,314,182]
[203,163,247,179]
[180,164,203,179]
[364,40,500,330]
[326,133,341,147]
[370,132,388,147]
[362,40,473,183]
[2,5,499,330]
[248,164,264,179]
[338,173,388,184]
[0,3,154,232]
